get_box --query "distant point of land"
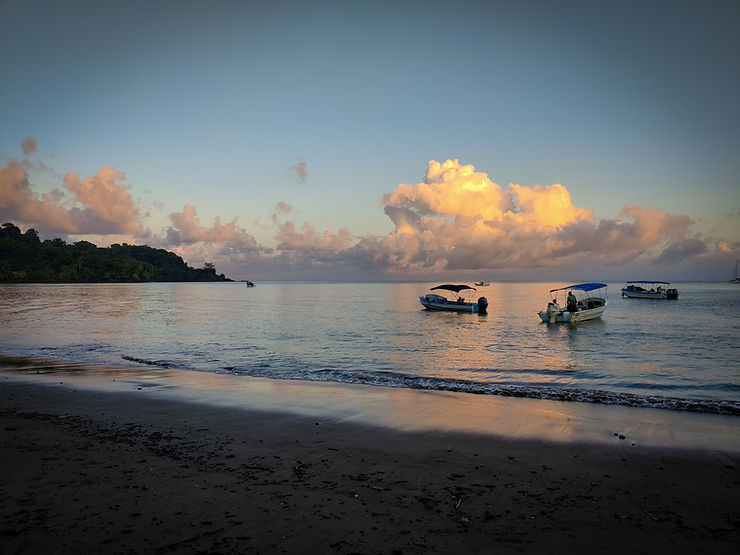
[0,222,231,283]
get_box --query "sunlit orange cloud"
[63,168,144,235]
[277,221,353,251]
[383,159,514,233]
[220,158,707,277]
[381,159,592,240]
[2,139,717,278]
[361,159,699,273]
[166,205,258,249]
[272,204,352,252]
[0,159,145,236]
[508,183,592,232]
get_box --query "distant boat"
[731,261,740,283]
[621,281,678,300]
[538,283,607,323]
[245,280,255,287]
[419,284,488,314]
[473,281,490,286]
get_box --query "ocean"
[1,281,738,415]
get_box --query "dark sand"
[1,354,738,554]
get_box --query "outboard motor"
[547,301,560,323]
[477,297,488,314]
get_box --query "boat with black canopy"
[419,284,488,314]
[621,280,677,299]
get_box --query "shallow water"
[1,281,738,414]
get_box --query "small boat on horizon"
[420,284,488,314]
[621,281,678,299]
[473,281,490,286]
[731,261,740,283]
[538,283,607,323]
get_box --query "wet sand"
[1,354,738,553]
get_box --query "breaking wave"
[219,365,740,416]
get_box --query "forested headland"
[0,222,231,283]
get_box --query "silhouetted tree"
[0,222,231,283]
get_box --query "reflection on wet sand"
[2,353,737,452]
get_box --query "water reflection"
[0,284,143,347]
[3,356,737,451]
[1,281,738,404]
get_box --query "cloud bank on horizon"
[1,138,735,280]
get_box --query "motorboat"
[420,284,488,314]
[621,281,678,299]
[473,281,490,286]
[538,283,607,323]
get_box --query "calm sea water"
[1,282,738,415]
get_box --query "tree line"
[0,222,231,283]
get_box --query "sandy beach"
[1,354,738,554]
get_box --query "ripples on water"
[1,282,738,414]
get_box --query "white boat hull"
[621,289,667,299]
[538,303,607,323]
[420,296,482,313]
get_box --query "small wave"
[224,366,740,416]
[121,355,173,368]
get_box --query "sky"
[1,0,738,281]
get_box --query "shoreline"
[1,354,739,553]
[1,352,738,451]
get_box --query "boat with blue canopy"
[420,284,488,314]
[621,281,678,299]
[538,283,607,323]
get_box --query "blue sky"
[1,0,738,280]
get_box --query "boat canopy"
[625,280,670,285]
[548,282,607,294]
[430,284,476,293]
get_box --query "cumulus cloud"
[0,160,145,236]
[206,158,707,279]
[653,238,708,265]
[165,205,258,250]
[271,202,353,252]
[277,221,353,251]
[1,141,719,279]
[717,241,733,253]
[63,168,145,235]
[361,159,701,273]
[21,137,37,155]
[290,158,308,183]
[159,202,359,279]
